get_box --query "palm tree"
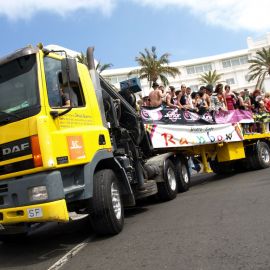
[96,61,113,74]
[76,52,88,66]
[130,46,180,87]
[248,47,270,89]
[76,52,113,74]
[199,70,222,86]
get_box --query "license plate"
[27,208,43,218]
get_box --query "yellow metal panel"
[217,141,245,162]
[0,199,69,224]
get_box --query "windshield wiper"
[0,111,22,119]
[0,111,22,125]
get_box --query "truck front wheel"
[90,169,124,235]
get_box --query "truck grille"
[0,159,34,175]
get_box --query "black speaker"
[120,78,142,93]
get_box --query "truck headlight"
[28,186,48,201]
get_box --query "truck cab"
[0,46,125,236]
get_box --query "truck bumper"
[0,199,69,224]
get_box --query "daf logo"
[2,142,30,156]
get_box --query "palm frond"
[248,47,270,86]
[134,46,180,86]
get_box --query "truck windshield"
[0,54,40,123]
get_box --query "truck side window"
[44,57,85,108]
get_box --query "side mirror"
[61,58,80,86]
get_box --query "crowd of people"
[139,82,270,115]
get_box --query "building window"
[231,58,240,66]
[222,55,249,68]
[222,60,231,68]
[240,55,249,64]
[187,66,195,75]
[109,76,118,84]
[225,78,235,85]
[186,63,212,75]
[204,64,212,72]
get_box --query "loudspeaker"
[120,78,142,93]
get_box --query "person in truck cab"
[58,72,78,107]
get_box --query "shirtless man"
[149,82,165,107]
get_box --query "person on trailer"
[224,85,236,110]
[149,82,165,107]
[166,86,180,109]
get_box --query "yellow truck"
[0,44,269,241]
[0,45,192,241]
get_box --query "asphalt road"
[1,168,270,270]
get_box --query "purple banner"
[140,106,215,125]
[214,109,253,124]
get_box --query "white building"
[102,33,270,96]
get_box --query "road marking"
[47,237,91,270]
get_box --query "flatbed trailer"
[141,106,270,174]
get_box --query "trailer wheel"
[90,169,124,235]
[250,141,270,170]
[175,157,190,192]
[157,159,178,201]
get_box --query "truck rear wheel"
[175,157,190,192]
[157,159,178,201]
[250,141,270,170]
[90,169,124,235]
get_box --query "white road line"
[47,237,91,270]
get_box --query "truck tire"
[209,159,234,174]
[175,157,190,192]
[90,169,124,235]
[157,159,178,201]
[250,141,270,170]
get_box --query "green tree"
[96,61,113,74]
[248,47,270,89]
[76,52,113,74]
[130,46,180,87]
[76,52,88,66]
[199,70,222,86]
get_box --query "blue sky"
[1,0,270,68]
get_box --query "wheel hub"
[182,164,189,184]
[111,182,122,220]
[261,148,270,163]
[167,167,177,191]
